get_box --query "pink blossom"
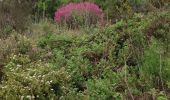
[54,2,104,24]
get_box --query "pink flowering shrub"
[54,2,104,28]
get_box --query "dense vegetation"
[0,0,170,99]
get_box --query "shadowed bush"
[0,0,33,37]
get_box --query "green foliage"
[140,39,170,87]
[86,78,122,100]
[34,0,88,18]
[1,5,170,99]
[35,0,62,18]
[0,57,72,99]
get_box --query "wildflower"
[17,64,22,67]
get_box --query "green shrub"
[86,78,122,100]
[0,55,73,99]
[17,36,32,54]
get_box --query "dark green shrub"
[38,33,73,49]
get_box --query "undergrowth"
[0,9,170,100]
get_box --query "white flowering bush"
[0,54,72,99]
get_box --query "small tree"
[54,2,104,28]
